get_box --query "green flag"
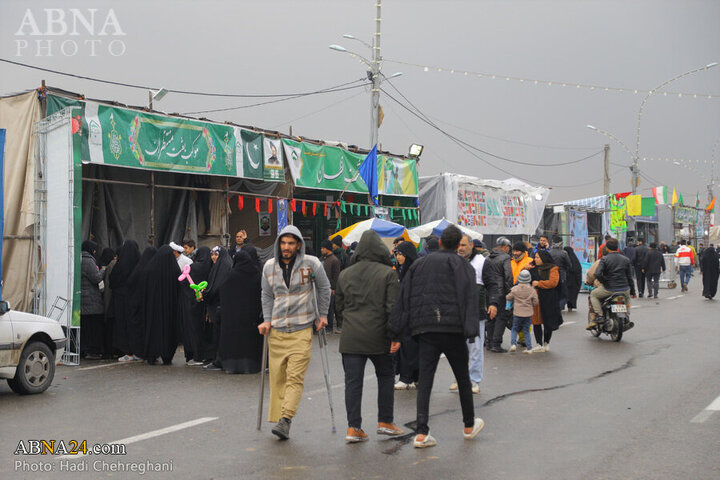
[241,130,263,179]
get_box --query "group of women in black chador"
[79,240,263,374]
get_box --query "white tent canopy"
[410,218,483,241]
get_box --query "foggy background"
[1,0,718,203]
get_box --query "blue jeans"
[511,316,532,350]
[467,319,485,384]
[679,265,693,286]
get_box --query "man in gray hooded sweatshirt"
[259,225,331,440]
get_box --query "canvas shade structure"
[410,218,484,241]
[330,218,419,247]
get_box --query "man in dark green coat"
[335,230,404,443]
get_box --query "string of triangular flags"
[233,194,419,220]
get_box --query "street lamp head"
[705,62,718,69]
[152,87,168,102]
[388,72,403,79]
[586,125,597,131]
[329,44,347,52]
[342,34,356,39]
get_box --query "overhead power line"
[182,83,370,116]
[0,57,367,99]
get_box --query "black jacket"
[549,247,572,284]
[595,251,636,295]
[482,250,513,309]
[643,249,666,274]
[336,231,400,355]
[633,244,650,269]
[388,250,479,340]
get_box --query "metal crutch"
[256,333,269,431]
[311,274,337,434]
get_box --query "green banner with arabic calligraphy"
[85,102,237,175]
[281,139,368,194]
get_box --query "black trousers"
[416,333,475,435]
[342,353,394,428]
[533,323,553,346]
[647,272,660,297]
[486,308,508,348]
[635,267,646,296]
[395,335,419,384]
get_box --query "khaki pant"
[267,327,313,422]
[590,286,631,316]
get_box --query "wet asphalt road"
[1,283,719,480]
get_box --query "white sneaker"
[131,355,143,362]
[448,382,458,391]
[186,360,204,366]
[509,344,517,353]
[531,345,545,353]
[118,355,134,362]
[408,382,417,390]
[543,343,550,352]
[394,381,409,390]
[463,417,485,440]
[471,383,481,394]
[523,349,533,354]
[413,434,437,448]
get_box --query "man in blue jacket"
[389,225,485,448]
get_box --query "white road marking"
[77,362,133,371]
[57,417,219,460]
[666,295,682,300]
[630,305,642,309]
[690,394,720,423]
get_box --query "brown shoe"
[586,321,598,330]
[345,427,369,443]
[377,422,404,436]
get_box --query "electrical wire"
[381,80,603,167]
[269,90,366,129]
[182,83,371,115]
[381,85,613,188]
[426,115,599,151]
[0,57,368,99]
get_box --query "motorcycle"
[588,292,634,342]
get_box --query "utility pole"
[603,144,610,197]
[369,0,382,149]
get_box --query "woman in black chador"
[201,246,233,370]
[563,246,583,311]
[701,247,720,299]
[125,247,157,360]
[110,240,141,361]
[142,245,181,365]
[218,250,263,373]
[181,246,213,365]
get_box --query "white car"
[0,300,66,394]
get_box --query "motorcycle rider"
[586,238,636,330]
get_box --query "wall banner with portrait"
[258,211,272,237]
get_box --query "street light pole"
[369,0,382,149]
[633,62,718,193]
[603,144,610,197]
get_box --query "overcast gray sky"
[1,0,719,203]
